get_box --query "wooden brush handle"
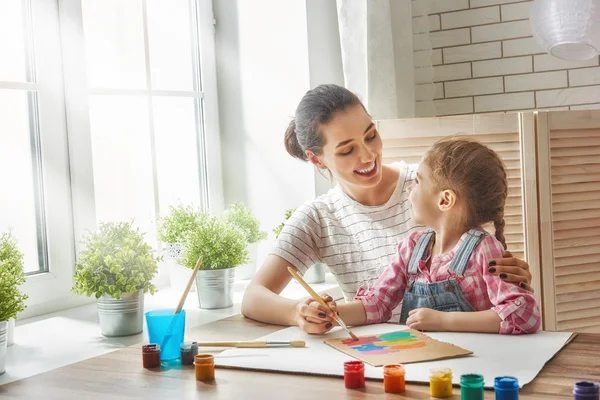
[287,267,331,310]
[174,255,203,314]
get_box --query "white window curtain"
[336,0,416,119]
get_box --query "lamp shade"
[530,0,600,61]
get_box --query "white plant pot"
[304,263,327,284]
[235,242,258,280]
[7,318,14,347]
[169,261,197,292]
[0,320,7,375]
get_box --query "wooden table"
[1,314,598,399]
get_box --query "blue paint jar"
[494,376,519,400]
[573,381,599,400]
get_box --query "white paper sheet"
[214,324,574,388]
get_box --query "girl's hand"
[488,251,534,292]
[295,293,337,334]
[406,308,447,331]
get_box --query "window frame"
[17,0,223,318]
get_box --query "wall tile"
[415,83,444,101]
[473,56,532,77]
[504,71,568,92]
[434,97,474,115]
[425,29,471,50]
[445,77,504,97]
[472,20,531,42]
[501,2,532,21]
[471,0,527,8]
[414,49,443,67]
[568,67,600,87]
[416,101,436,117]
[433,63,472,82]
[534,54,599,72]
[443,42,501,63]
[441,6,500,30]
[536,85,600,108]
[570,103,600,110]
[415,66,434,84]
[502,37,543,57]
[475,92,535,112]
[412,0,469,17]
[413,15,441,33]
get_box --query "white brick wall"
[412,0,600,115]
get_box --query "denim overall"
[399,229,484,324]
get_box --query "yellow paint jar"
[430,367,453,398]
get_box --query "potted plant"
[158,204,202,291]
[222,202,267,280]
[0,231,28,375]
[273,208,327,284]
[72,221,160,337]
[180,213,248,309]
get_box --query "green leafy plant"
[158,204,202,244]
[72,221,160,300]
[180,213,249,270]
[0,231,28,321]
[273,208,296,239]
[222,202,267,244]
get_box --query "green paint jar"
[461,373,484,400]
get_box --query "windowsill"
[0,274,341,385]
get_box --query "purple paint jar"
[574,381,599,400]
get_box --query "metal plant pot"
[96,290,144,337]
[0,320,7,375]
[235,242,258,280]
[304,263,327,284]
[195,268,235,309]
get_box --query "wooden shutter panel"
[538,110,600,333]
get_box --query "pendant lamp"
[530,0,600,61]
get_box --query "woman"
[241,84,533,334]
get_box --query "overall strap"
[448,229,485,276]
[407,229,435,275]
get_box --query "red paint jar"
[142,344,161,368]
[344,360,365,389]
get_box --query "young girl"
[307,137,541,335]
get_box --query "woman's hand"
[488,251,534,292]
[406,308,447,331]
[295,294,337,334]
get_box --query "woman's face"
[309,104,383,189]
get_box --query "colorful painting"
[325,329,472,366]
[340,331,427,355]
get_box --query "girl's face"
[309,104,383,189]
[407,162,443,226]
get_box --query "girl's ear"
[438,189,457,211]
[306,150,327,169]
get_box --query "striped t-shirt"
[271,161,423,304]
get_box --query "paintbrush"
[160,255,203,350]
[196,340,306,348]
[287,266,359,341]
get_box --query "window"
[2,0,223,318]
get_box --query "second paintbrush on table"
[287,266,359,341]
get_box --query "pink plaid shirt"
[356,230,541,334]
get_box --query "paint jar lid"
[460,373,484,387]
[430,367,452,381]
[494,376,519,390]
[344,360,365,372]
[194,354,215,366]
[574,381,600,395]
[142,344,160,353]
[180,342,197,352]
[383,364,405,376]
